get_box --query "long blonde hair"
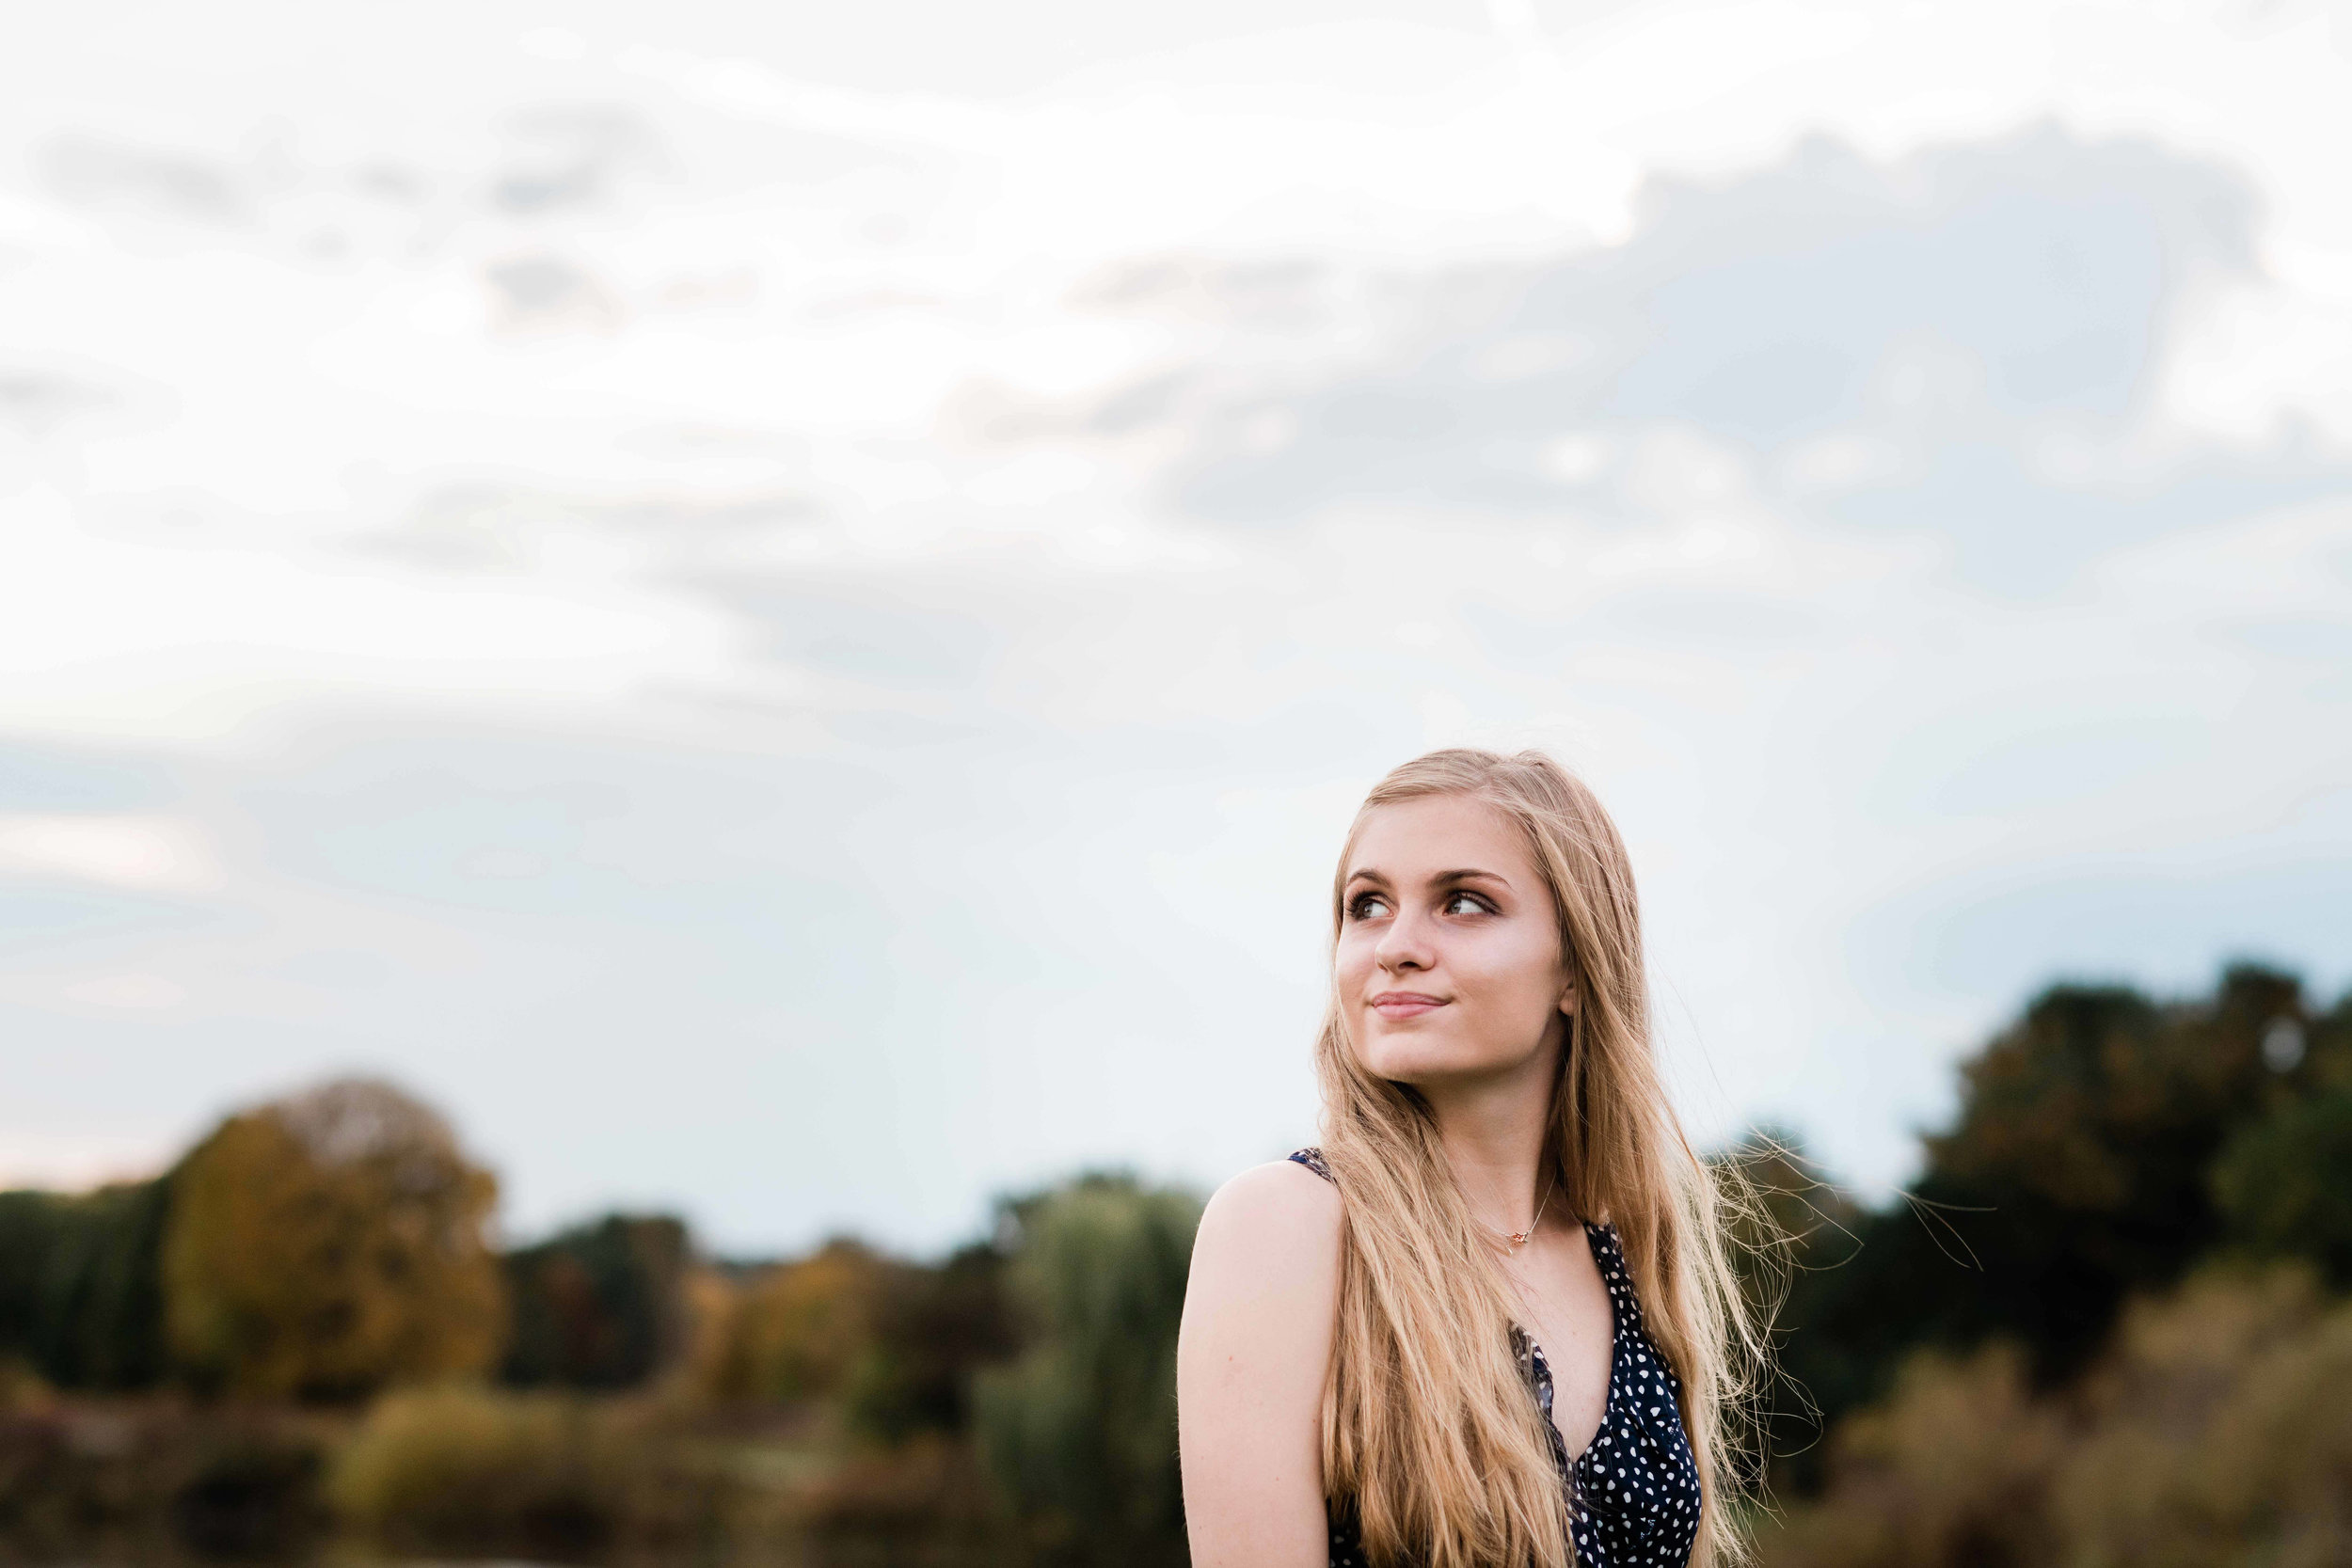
[1314,748,1766,1568]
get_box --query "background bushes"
[328,1386,731,1559]
[0,1402,327,1564]
[1759,1266,2352,1568]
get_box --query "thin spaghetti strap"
[1288,1147,1334,1183]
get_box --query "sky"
[4,0,2350,1255]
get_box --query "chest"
[1500,1223,1615,1458]
[1317,1214,1706,1568]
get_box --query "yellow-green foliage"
[330,1386,577,1542]
[2057,1268,2352,1568]
[1759,1343,2064,1565]
[1759,1266,2352,1568]
[163,1079,504,1401]
[329,1385,728,1555]
[701,1240,886,1403]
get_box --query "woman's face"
[1335,792,1574,1089]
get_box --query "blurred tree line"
[1740,962,2352,1566]
[0,1075,1199,1566]
[6,960,2350,1567]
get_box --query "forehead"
[1345,793,1534,880]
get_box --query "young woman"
[1177,748,1761,1568]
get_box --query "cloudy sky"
[5,0,2350,1254]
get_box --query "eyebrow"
[1343,866,1513,889]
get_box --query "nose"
[1375,903,1436,974]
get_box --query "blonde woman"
[1178,749,1760,1568]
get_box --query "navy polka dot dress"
[1290,1149,1701,1568]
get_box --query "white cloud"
[1,0,2348,1246]
[0,813,222,893]
[61,972,189,1010]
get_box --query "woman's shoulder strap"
[1287,1147,1334,1183]
[1585,1220,1650,1329]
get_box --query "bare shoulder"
[1184,1159,1343,1319]
[1182,1159,1343,1408]
[1203,1158,1342,1239]
[1179,1160,1342,1564]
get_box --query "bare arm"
[1177,1159,1343,1568]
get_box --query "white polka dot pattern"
[1291,1148,1701,1568]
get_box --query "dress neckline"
[1285,1149,1704,1568]
[1515,1218,1621,1467]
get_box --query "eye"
[1346,892,1391,921]
[1442,890,1493,916]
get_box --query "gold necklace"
[1485,1175,1555,1252]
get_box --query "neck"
[1420,1034,1562,1236]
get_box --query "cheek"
[1332,930,1375,994]
[1453,931,1565,1013]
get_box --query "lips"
[1370,991,1448,1018]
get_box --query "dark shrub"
[0,1402,327,1562]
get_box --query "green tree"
[2212,1086,2352,1284]
[1754,964,2352,1497]
[972,1172,1200,1567]
[501,1213,691,1390]
[0,1178,170,1389]
[846,1240,1017,1443]
[163,1078,505,1401]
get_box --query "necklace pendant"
[1506,1229,1529,1246]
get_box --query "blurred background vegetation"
[4,962,2349,1566]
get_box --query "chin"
[1355,1031,1507,1086]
